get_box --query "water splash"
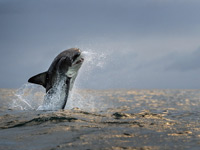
[11,83,45,110]
[78,49,107,81]
[82,50,107,68]
[66,49,108,111]
[65,88,97,111]
[11,49,108,111]
[37,76,67,110]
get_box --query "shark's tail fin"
[28,72,47,88]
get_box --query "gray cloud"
[166,48,200,71]
[133,48,200,72]
[1,0,200,89]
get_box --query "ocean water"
[0,88,200,150]
[1,50,200,150]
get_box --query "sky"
[0,0,200,89]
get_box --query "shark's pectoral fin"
[28,72,47,88]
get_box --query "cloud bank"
[0,0,200,89]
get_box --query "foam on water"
[66,49,108,111]
[37,75,68,110]
[77,50,107,81]
[10,84,45,110]
[11,49,108,111]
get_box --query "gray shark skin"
[28,48,84,110]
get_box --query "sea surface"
[0,86,200,150]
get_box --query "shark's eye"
[46,74,49,81]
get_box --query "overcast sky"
[1,0,200,89]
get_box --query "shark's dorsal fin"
[28,72,47,88]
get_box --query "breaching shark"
[28,48,84,110]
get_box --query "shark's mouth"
[75,57,84,64]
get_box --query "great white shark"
[28,48,84,110]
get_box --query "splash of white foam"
[37,76,67,110]
[11,83,45,110]
[65,88,97,111]
[82,50,107,68]
[66,49,108,111]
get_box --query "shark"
[28,48,84,110]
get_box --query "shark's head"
[70,48,84,67]
[57,48,84,78]
[66,48,84,78]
